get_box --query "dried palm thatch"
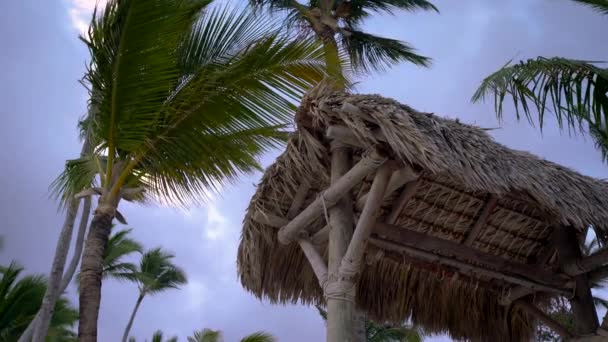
[237,87,608,341]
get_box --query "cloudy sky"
[1,0,608,341]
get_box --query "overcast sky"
[1,0,608,341]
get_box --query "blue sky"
[1,0,608,341]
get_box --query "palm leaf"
[50,155,101,208]
[472,57,608,143]
[341,29,430,73]
[240,332,276,342]
[136,248,187,294]
[344,0,438,22]
[188,328,223,342]
[571,0,608,15]
[82,0,208,157]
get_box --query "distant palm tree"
[316,306,423,342]
[122,248,187,342]
[128,330,178,342]
[250,0,437,85]
[75,228,143,287]
[473,0,608,159]
[52,0,326,339]
[187,328,276,342]
[0,262,78,341]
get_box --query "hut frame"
[240,91,608,341]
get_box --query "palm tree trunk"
[28,131,92,342]
[320,30,345,88]
[19,196,91,342]
[122,293,145,342]
[28,199,80,342]
[78,209,115,342]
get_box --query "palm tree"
[316,306,423,342]
[187,328,276,342]
[128,330,178,342]
[51,0,327,340]
[250,0,437,86]
[472,0,608,159]
[0,262,78,341]
[121,248,187,342]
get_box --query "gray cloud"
[1,0,607,341]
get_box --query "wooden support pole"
[374,222,571,288]
[385,180,420,224]
[298,239,328,288]
[369,237,571,296]
[463,195,498,246]
[513,299,575,339]
[278,150,385,245]
[554,226,599,335]
[327,142,356,342]
[340,164,393,278]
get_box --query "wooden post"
[353,310,367,342]
[554,226,599,335]
[278,150,384,244]
[327,142,356,342]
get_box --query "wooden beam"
[374,222,571,289]
[498,286,536,305]
[287,181,310,219]
[298,239,328,288]
[565,246,608,276]
[500,244,557,305]
[278,151,385,244]
[340,164,392,277]
[356,166,417,210]
[312,225,329,245]
[368,245,506,292]
[463,195,498,246]
[554,226,599,335]
[385,180,420,224]
[369,237,571,296]
[251,211,287,228]
[513,299,575,339]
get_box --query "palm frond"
[50,155,101,208]
[472,57,608,137]
[588,119,608,161]
[342,29,430,73]
[240,332,276,342]
[315,305,328,322]
[344,0,438,23]
[188,328,223,342]
[571,0,608,15]
[137,248,187,294]
[82,0,208,158]
[130,8,326,206]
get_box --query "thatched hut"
[237,88,608,341]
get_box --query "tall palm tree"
[472,0,608,159]
[250,0,437,86]
[121,248,187,342]
[316,306,423,342]
[51,0,327,340]
[187,328,276,342]
[0,262,78,341]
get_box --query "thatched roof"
[237,89,608,341]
